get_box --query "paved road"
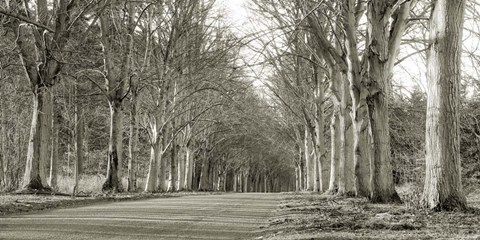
[0,193,280,240]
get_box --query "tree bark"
[366,0,412,203]
[169,141,177,192]
[49,128,58,189]
[103,101,124,192]
[127,87,139,192]
[0,108,4,189]
[100,1,134,193]
[5,0,76,192]
[243,170,249,193]
[328,108,339,193]
[73,106,84,195]
[314,65,327,192]
[177,145,186,191]
[304,127,314,191]
[157,129,168,192]
[22,87,52,191]
[344,80,355,195]
[337,74,348,195]
[185,146,194,190]
[422,0,467,211]
[144,143,158,192]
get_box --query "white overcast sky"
[213,0,480,97]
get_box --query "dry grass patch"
[265,192,480,239]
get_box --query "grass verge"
[264,191,480,239]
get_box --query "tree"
[99,1,135,192]
[422,0,467,210]
[366,0,412,203]
[0,0,82,192]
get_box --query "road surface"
[0,193,280,240]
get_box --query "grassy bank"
[265,188,480,239]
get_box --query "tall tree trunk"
[9,0,76,192]
[127,88,139,192]
[22,87,52,191]
[177,145,186,191]
[344,82,355,194]
[0,108,4,189]
[295,164,300,191]
[342,0,371,198]
[73,106,84,195]
[422,0,467,210]
[156,139,166,192]
[366,0,411,203]
[49,128,58,189]
[314,74,327,192]
[328,106,339,193]
[185,146,193,190]
[297,147,304,190]
[243,170,249,193]
[198,140,210,191]
[337,75,347,195]
[103,101,124,192]
[100,1,134,193]
[169,140,177,192]
[75,87,84,176]
[304,127,314,191]
[357,128,372,196]
[233,172,238,192]
[144,143,158,192]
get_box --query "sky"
[215,0,250,31]
[214,0,427,95]
[212,0,480,98]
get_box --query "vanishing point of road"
[0,193,280,240]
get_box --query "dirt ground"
[264,190,480,240]
[1,193,277,240]
[0,192,214,216]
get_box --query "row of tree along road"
[0,0,294,196]
[251,0,470,211]
[0,0,475,211]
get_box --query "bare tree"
[0,0,82,192]
[422,0,467,210]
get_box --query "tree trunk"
[0,109,4,189]
[295,164,300,191]
[297,147,304,190]
[314,79,327,192]
[304,127,314,191]
[422,0,467,210]
[243,170,249,193]
[185,146,193,190]
[177,146,186,191]
[198,140,211,191]
[75,87,84,176]
[22,87,52,191]
[328,106,340,194]
[341,0,371,198]
[99,1,134,193]
[48,128,58,189]
[328,107,339,193]
[73,106,84,195]
[337,76,347,195]
[366,0,408,203]
[127,89,139,192]
[144,144,158,192]
[169,141,177,192]
[344,83,355,195]
[357,128,372,196]
[156,131,167,192]
[102,101,124,192]
[233,172,238,192]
